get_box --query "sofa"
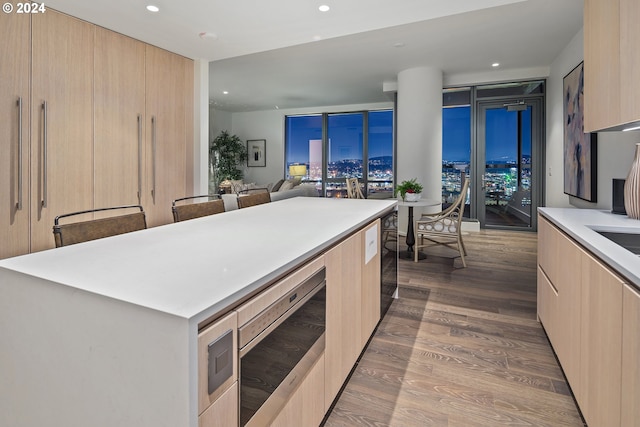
[220,181,319,211]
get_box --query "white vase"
[404,192,420,202]
[624,143,640,220]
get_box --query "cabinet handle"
[137,114,142,204]
[41,101,48,208]
[151,115,156,203]
[16,97,23,211]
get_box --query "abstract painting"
[563,62,597,202]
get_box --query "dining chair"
[237,191,271,209]
[413,179,470,267]
[53,205,147,248]
[172,195,225,222]
[345,177,365,199]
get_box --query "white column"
[396,67,443,232]
[193,59,209,195]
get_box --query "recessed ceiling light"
[319,5,330,12]
[492,62,500,68]
[146,5,159,12]
[223,91,229,95]
[199,32,218,40]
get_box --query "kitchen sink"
[594,230,640,255]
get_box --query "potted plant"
[395,178,424,201]
[209,130,247,190]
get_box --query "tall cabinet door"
[620,0,640,124]
[94,28,145,210]
[583,0,621,132]
[30,10,94,252]
[324,231,362,409]
[579,251,623,427]
[0,5,31,259]
[144,45,189,227]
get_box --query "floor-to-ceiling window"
[285,110,394,198]
[284,114,323,188]
[442,81,545,230]
[367,110,395,196]
[443,88,471,218]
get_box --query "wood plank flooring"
[324,229,585,426]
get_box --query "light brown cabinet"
[199,382,238,427]
[324,222,382,410]
[583,0,621,132]
[30,10,95,253]
[537,217,582,389]
[94,28,146,210]
[0,7,194,259]
[579,251,623,426]
[143,45,192,227]
[270,354,325,427]
[94,32,193,227]
[0,2,30,259]
[361,220,381,348]
[584,0,640,131]
[324,230,363,409]
[538,215,634,427]
[622,284,640,425]
[198,312,237,427]
[619,0,640,125]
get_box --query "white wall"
[546,27,640,210]
[211,102,393,186]
[210,108,232,142]
[193,59,209,195]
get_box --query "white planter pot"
[404,192,420,202]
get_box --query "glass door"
[476,98,543,230]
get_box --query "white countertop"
[0,197,396,324]
[538,208,640,289]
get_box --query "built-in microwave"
[238,268,326,427]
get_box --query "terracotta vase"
[624,143,640,219]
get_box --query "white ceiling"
[46,0,584,112]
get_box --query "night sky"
[286,107,531,165]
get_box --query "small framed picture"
[247,139,266,167]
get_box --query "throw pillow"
[279,180,295,191]
[271,179,285,192]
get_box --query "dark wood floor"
[324,229,585,426]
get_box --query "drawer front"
[198,311,238,415]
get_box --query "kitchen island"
[537,207,640,427]
[0,197,397,427]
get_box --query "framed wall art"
[563,61,597,202]
[247,139,266,167]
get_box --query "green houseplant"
[209,130,247,189]
[395,178,424,201]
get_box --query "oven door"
[238,269,326,427]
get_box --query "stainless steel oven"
[238,268,326,427]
